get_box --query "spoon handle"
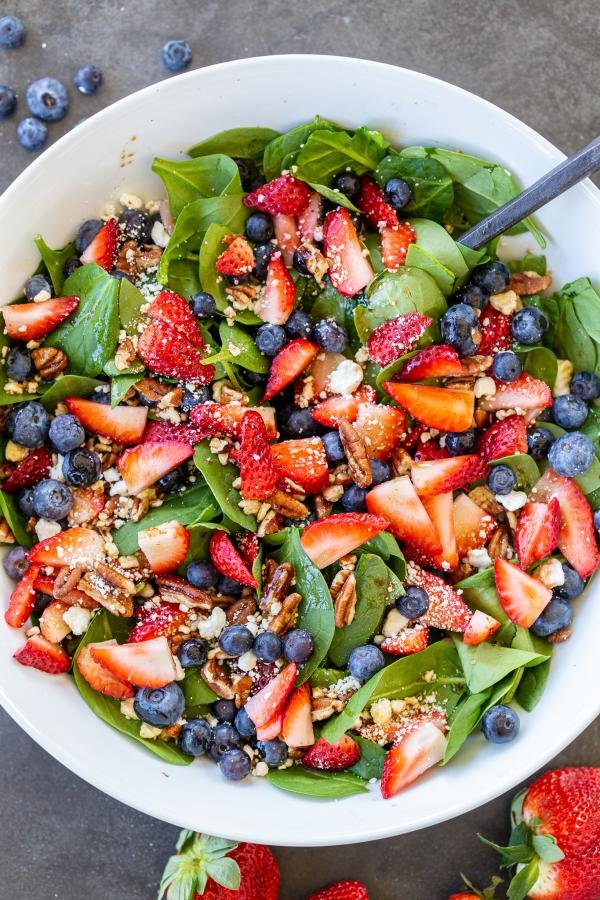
[458,135,600,249]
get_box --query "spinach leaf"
[152,154,242,220]
[511,627,552,666]
[216,323,270,373]
[110,372,141,407]
[307,183,360,211]
[548,278,600,376]
[34,235,76,294]
[295,127,388,186]
[272,528,335,684]
[489,453,541,491]
[363,232,384,274]
[118,278,147,331]
[455,566,514,641]
[262,116,341,181]
[515,658,551,711]
[0,490,33,546]
[328,553,390,667]
[407,219,469,280]
[181,522,227,570]
[165,257,201,298]
[404,244,455,296]
[46,264,120,377]
[182,669,218,706]
[443,689,490,763]
[310,667,347,688]
[581,406,600,443]
[350,735,386,780]
[454,638,544,693]
[354,267,446,342]
[309,280,357,330]
[267,767,368,799]
[508,255,547,275]
[188,127,280,163]
[193,440,256,531]
[39,375,103,410]
[522,346,557,388]
[375,154,454,220]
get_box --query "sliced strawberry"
[298,191,323,243]
[255,252,296,325]
[255,710,284,741]
[3,296,79,341]
[39,600,71,643]
[300,512,389,569]
[306,351,347,399]
[236,531,259,567]
[358,176,399,230]
[244,173,310,216]
[515,498,560,569]
[236,410,277,500]
[14,633,70,674]
[209,530,257,588]
[422,492,458,571]
[405,561,472,631]
[311,385,375,427]
[271,437,330,494]
[453,493,496,557]
[281,683,314,748]
[138,520,190,574]
[481,372,552,412]
[1,446,52,493]
[366,313,432,368]
[494,557,552,627]
[478,414,527,462]
[463,610,501,646]
[127,602,188,643]
[273,213,300,267]
[117,441,193,494]
[384,382,475,432]
[302,734,360,772]
[28,527,104,567]
[65,396,147,445]
[77,642,134,698]
[353,403,407,460]
[381,622,429,655]
[478,304,512,355]
[4,563,39,628]
[189,402,277,440]
[244,662,298,727]
[323,208,374,297]
[380,717,447,798]
[80,218,119,269]
[380,223,417,271]
[413,441,449,462]
[91,636,178,688]
[262,338,319,402]
[396,344,463,382]
[32,573,55,595]
[67,487,106,526]
[411,454,487,497]
[532,468,600,578]
[148,289,204,348]
[215,234,255,278]
[143,420,203,446]
[138,320,215,384]
[366,477,442,557]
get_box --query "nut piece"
[390,446,412,477]
[331,570,357,627]
[260,562,295,610]
[226,597,257,625]
[0,519,15,543]
[548,626,571,644]
[156,574,219,611]
[233,673,253,707]
[338,420,372,488]
[201,658,235,699]
[269,489,309,520]
[31,347,67,380]
[311,695,344,722]
[134,377,169,404]
[78,572,134,617]
[488,289,521,315]
[269,592,302,635]
[314,495,333,519]
[53,564,86,599]
[509,271,552,296]
[468,485,504,517]
[461,355,493,376]
[487,525,510,559]
[93,561,136,595]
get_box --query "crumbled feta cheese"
[467,547,493,570]
[48,453,65,482]
[109,480,129,496]
[382,607,409,637]
[139,723,162,739]
[120,698,138,720]
[198,606,227,640]
[553,359,574,397]
[327,359,364,395]
[537,558,565,588]
[62,605,92,635]
[253,760,269,777]
[474,376,497,399]
[489,289,521,315]
[495,490,528,511]
[103,467,121,483]
[354,346,369,364]
[5,440,29,462]
[35,519,62,541]
[151,220,169,248]
[370,698,393,725]
[237,650,257,672]
[119,192,143,209]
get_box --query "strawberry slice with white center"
[379,223,417,271]
[353,403,407,460]
[463,610,501,646]
[80,218,119,269]
[255,252,296,325]
[298,191,323,243]
[302,734,361,771]
[127,603,188,644]
[366,313,432,368]
[28,526,105,567]
[271,437,330,495]
[90,636,178,688]
[255,710,284,741]
[405,561,472,631]
[138,520,190,574]
[148,289,205,348]
[244,663,298,728]
[300,512,389,569]
[453,493,496,558]
[3,295,79,341]
[142,420,203,446]
[384,382,475,432]
[215,234,255,277]
[478,414,527,461]
[4,563,41,628]
[39,600,71,644]
[366,476,442,558]
[273,213,300,266]
[515,498,560,569]
[76,642,135,698]
[422,491,458,571]
[323,208,374,297]
[13,633,71,675]
[138,320,215,384]
[494,557,552,628]
[117,440,193,494]
[65,396,148,445]
[381,622,429,655]
[480,372,552,412]
[396,344,463,381]
[380,716,447,798]
[234,409,277,500]
[411,454,488,497]
[281,683,315,748]
[67,486,106,526]
[190,401,277,440]
[209,530,258,588]
[311,385,376,427]
[262,338,320,402]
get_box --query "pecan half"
[32,347,67,380]
[311,695,344,722]
[226,597,257,625]
[53,564,86,599]
[390,446,412,477]
[233,673,253,707]
[156,574,218,611]
[269,489,309,520]
[487,525,510,559]
[331,570,357,627]
[509,271,552,296]
[548,626,571,644]
[201,658,235,699]
[93,561,136,595]
[338,421,372,488]
[260,562,294,610]
[460,355,493,376]
[269,592,302,635]
[468,485,504,517]
[314,495,333,519]
[78,572,133,617]
[134,377,169,404]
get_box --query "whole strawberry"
[307,880,369,900]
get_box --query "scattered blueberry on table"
[161,39,193,72]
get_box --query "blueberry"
[2,545,29,581]
[216,575,243,596]
[17,487,35,518]
[32,592,53,618]
[63,256,82,278]
[73,64,103,95]
[75,218,103,254]
[286,309,312,339]
[218,625,254,657]
[90,386,111,404]
[313,317,348,353]
[181,385,210,412]
[26,77,69,122]
[177,637,208,668]
[450,283,487,310]
[234,707,256,740]
[119,208,152,244]
[511,307,548,345]
[213,699,237,722]
[384,177,412,210]
[256,324,287,357]
[209,722,242,761]
[487,464,516,495]
[552,394,588,430]
[186,559,218,589]
[32,479,73,521]
[156,465,187,493]
[470,260,510,295]
[245,212,273,243]
[348,644,385,682]
[595,508,600,533]
[492,351,522,383]
[190,291,216,319]
[5,346,33,383]
[280,407,321,438]
[281,628,314,663]
[17,117,48,151]
[161,39,192,72]
[322,430,346,464]
[481,704,520,743]
[48,414,85,453]
[111,270,135,284]
[548,432,594,477]
[0,15,25,48]
[396,585,429,619]
[570,370,600,401]
[7,401,50,448]
[259,737,288,767]
[332,170,361,201]
[253,243,275,279]
[370,459,391,485]
[445,428,477,455]
[219,747,252,781]
[179,718,212,756]
[531,597,572,637]
[0,85,17,120]
[440,304,482,356]
[133,682,185,727]
[293,246,311,276]
[24,273,52,301]
[341,484,367,512]
[253,630,282,663]
[554,564,585,601]
[62,447,102,486]
[527,426,555,461]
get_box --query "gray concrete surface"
[1,1,599,897]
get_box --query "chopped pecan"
[226,597,257,625]
[116,240,162,276]
[443,376,475,391]
[134,377,169,404]
[31,347,67,380]
[330,464,352,487]
[260,562,294,610]
[321,483,344,503]
[156,574,218,611]
[296,242,329,284]
[487,525,510,559]
[338,421,372,488]
[314,495,333,519]
[226,282,259,311]
[78,572,133,617]
[135,245,163,273]
[93,562,136,595]
[0,519,15,543]
[53,564,86,599]
[201,658,236,699]
[114,338,137,372]
[269,592,302,635]
[233,673,253,707]
[548,626,571,644]
[474,408,489,428]
[311,695,344,722]
[269,489,309,520]
[331,570,357,627]
[390,446,412,477]
[468,485,504,517]
[460,355,493,376]
[158,387,183,409]
[258,509,282,537]
[509,271,552,296]
[160,723,182,741]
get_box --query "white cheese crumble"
[495,490,528,511]
[536,558,565,588]
[151,220,169,248]
[382,607,409,637]
[198,606,226,640]
[327,359,364,395]
[553,359,574,397]
[34,519,62,542]
[474,376,497,399]
[467,547,493,570]
[62,606,92,636]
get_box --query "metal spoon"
[458,134,600,249]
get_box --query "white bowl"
[1,55,599,847]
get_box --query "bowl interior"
[1,55,599,846]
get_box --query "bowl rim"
[1,53,600,846]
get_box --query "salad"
[2,116,600,801]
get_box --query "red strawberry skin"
[209,530,257,588]
[301,512,389,568]
[127,601,187,643]
[271,437,330,494]
[244,173,310,216]
[405,561,472,631]
[308,880,369,900]
[5,563,39,628]
[138,320,215,384]
[236,531,259,567]
[366,313,432,367]
[65,396,147,445]
[80,218,119,269]
[532,469,600,578]
[1,446,52,493]
[478,414,527,461]
[262,338,319,402]
[143,420,202,446]
[216,235,255,278]
[302,735,360,771]
[190,402,277,440]
[482,372,552,412]
[411,454,487,497]
[478,304,512,355]
[384,382,475,433]
[195,842,280,900]
[358,176,398,229]
[515,498,560,569]
[396,344,462,381]
[3,296,79,341]
[323,208,374,297]
[236,410,277,500]
[380,223,416,271]
[148,289,205,348]
[14,633,70,674]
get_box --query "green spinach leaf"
[508,255,547,275]
[350,735,386,780]
[328,554,390,667]
[515,658,551,711]
[262,116,341,181]
[0,490,34,546]
[34,235,76,295]
[215,323,270,373]
[182,669,219,706]
[188,127,280,163]
[110,372,141,407]
[118,278,147,331]
[295,127,388,186]
[39,375,103,410]
[152,154,242,220]
[454,638,544,693]
[375,154,454,220]
[548,278,600,376]
[267,766,368,799]
[193,441,256,531]
[354,267,446,342]
[521,346,557,388]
